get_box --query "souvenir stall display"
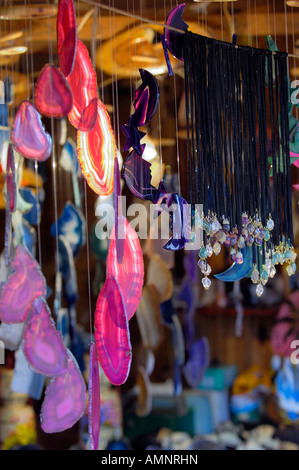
[0,0,299,452]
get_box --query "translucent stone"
[238,236,245,249]
[247,235,254,246]
[269,265,276,278]
[199,246,208,259]
[264,230,270,241]
[247,224,254,234]
[256,283,264,297]
[211,220,220,233]
[291,252,297,262]
[230,248,236,256]
[284,249,292,260]
[242,213,248,225]
[267,219,274,231]
[206,244,213,257]
[198,259,206,270]
[291,262,297,273]
[213,241,221,255]
[255,237,263,246]
[202,264,211,276]
[265,259,271,269]
[218,231,226,243]
[261,270,269,281]
[279,254,285,265]
[235,253,243,264]
[230,234,237,246]
[286,265,294,276]
[202,276,211,290]
[251,269,259,284]
[272,252,280,264]
[253,227,260,237]
[259,228,265,239]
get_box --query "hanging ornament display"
[160,4,296,296]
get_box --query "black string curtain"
[183,31,293,252]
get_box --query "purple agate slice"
[40,350,86,433]
[183,337,210,389]
[164,4,189,61]
[126,69,159,128]
[11,101,52,162]
[57,0,77,77]
[163,194,190,251]
[0,245,47,324]
[94,275,132,386]
[88,342,101,451]
[34,64,73,118]
[123,149,161,202]
[23,297,68,377]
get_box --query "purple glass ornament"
[126,69,159,128]
[57,0,77,77]
[247,234,254,245]
[22,297,68,377]
[0,246,47,324]
[40,350,86,433]
[230,233,237,247]
[6,144,16,212]
[164,4,189,61]
[107,217,144,321]
[11,101,52,162]
[183,337,210,389]
[123,149,161,202]
[34,64,73,118]
[94,275,132,385]
[255,237,263,246]
[88,342,101,451]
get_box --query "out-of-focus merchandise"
[0,367,36,450]
[230,365,272,424]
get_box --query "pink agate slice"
[293,184,299,191]
[67,39,98,131]
[34,64,73,118]
[57,0,77,77]
[107,217,144,321]
[0,245,47,324]
[94,275,132,385]
[11,101,52,162]
[88,342,101,450]
[40,351,86,433]
[23,297,68,377]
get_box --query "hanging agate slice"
[126,69,159,128]
[163,193,190,251]
[94,275,132,386]
[23,297,68,377]
[164,3,189,61]
[50,202,86,258]
[11,101,52,162]
[77,99,116,195]
[214,245,253,282]
[183,337,210,389]
[66,39,98,131]
[123,149,161,202]
[146,253,173,303]
[40,350,86,433]
[34,64,73,118]
[106,216,144,321]
[57,0,77,77]
[0,245,46,324]
[88,342,101,451]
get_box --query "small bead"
[267,219,274,231]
